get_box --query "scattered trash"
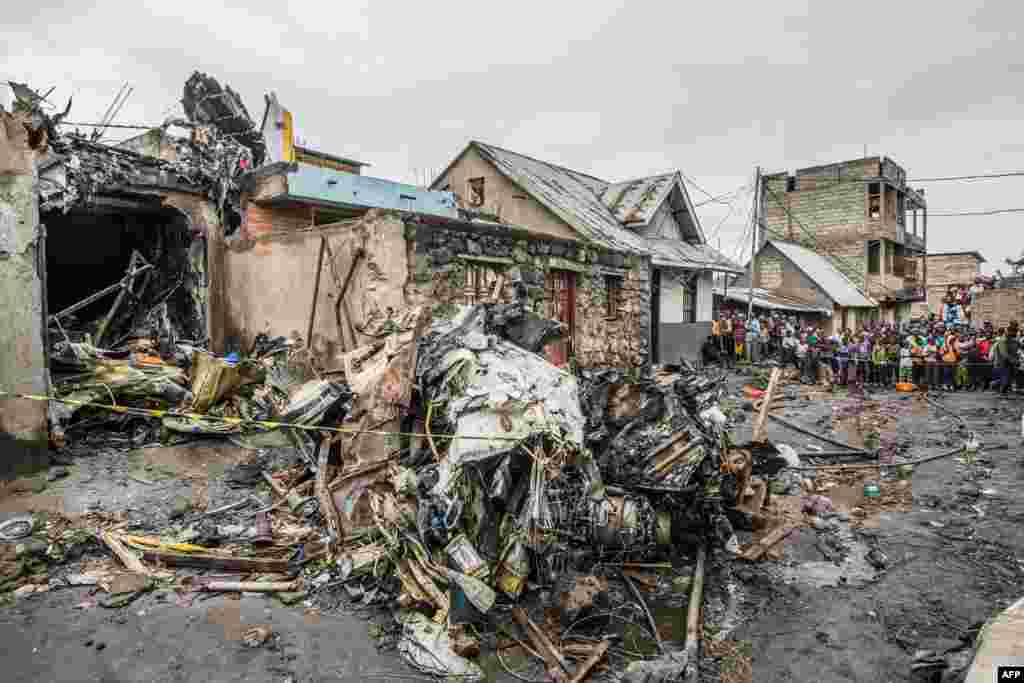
[802,495,834,516]
[0,515,35,541]
[242,625,274,648]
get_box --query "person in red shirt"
[976,334,992,390]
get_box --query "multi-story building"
[761,156,928,322]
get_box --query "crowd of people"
[703,310,1023,394]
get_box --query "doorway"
[544,269,576,366]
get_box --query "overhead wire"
[761,183,905,298]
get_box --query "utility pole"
[747,166,760,320]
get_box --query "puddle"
[779,524,880,588]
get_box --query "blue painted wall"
[287,163,457,218]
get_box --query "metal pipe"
[48,263,153,322]
[767,413,863,452]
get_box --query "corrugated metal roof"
[713,286,833,314]
[648,238,744,274]
[599,173,677,225]
[472,142,651,254]
[768,240,876,307]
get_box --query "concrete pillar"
[0,153,48,448]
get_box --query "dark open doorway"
[43,203,207,349]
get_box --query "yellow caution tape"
[0,391,524,442]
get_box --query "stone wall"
[405,219,650,369]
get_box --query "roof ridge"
[607,170,678,186]
[471,140,610,186]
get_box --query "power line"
[911,172,1024,182]
[693,186,746,208]
[680,171,722,202]
[929,208,1024,217]
[60,121,162,129]
[762,184,902,299]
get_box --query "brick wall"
[972,289,1024,329]
[919,254,982,287]
[241,200,311,239]
[763,158,915,290]
[405,220,650,369]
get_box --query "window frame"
[467,177,485,207]
[605,274,623,320]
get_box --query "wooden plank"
[740,525,794,561]
[141,550,290,573]
[100,531,154,576]
[568,640,610,683]
[200,580,298,592]
[753,367,781,443]
[512,607,570,678]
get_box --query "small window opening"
[785,176,796,192]
[468,177,485,207]
[605,275,623,319]
[868,183,881,219]
[867,241,881,274]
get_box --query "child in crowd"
[900,340,913,384]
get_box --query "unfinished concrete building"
[762,156,928,322]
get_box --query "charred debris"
[6,74,259,362]
[2,74,794,682]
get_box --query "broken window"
[867,241,881,275]
[468,177,485,207]
[605,275,623,319]
[868,183,881,219]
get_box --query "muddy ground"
[1,376,1022,682]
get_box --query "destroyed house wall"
[220,210,410,363]
[405,219,651,369]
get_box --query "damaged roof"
[767,240,876,308]
[599,172,677,225]
[649,238,744,274]
[470,141,650,254]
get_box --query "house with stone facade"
[762,156,928,323]
[428,141,743,365]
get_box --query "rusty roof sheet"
[768,240,876,307]
[713,286,833,314]
[647,237,744,274]
[599,173,677,225]
[472,142,650,254]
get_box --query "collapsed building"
[0,75,260,456]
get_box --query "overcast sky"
[3,1,1021,272]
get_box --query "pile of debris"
[25,289,790,681]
